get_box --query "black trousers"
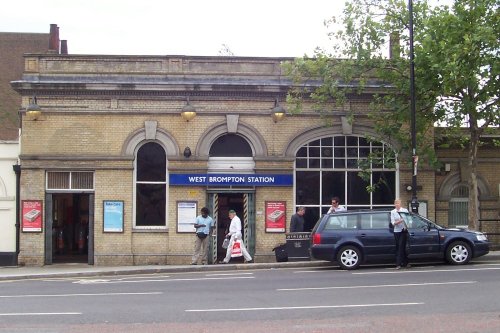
[394,230,409,267]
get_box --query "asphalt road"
[1,262,499,333]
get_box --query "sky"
[0,0,346,57]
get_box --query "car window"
[324,215,357,230]
[401,213,428,230]
[360,212,389,229]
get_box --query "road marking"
[73,276,254,284]
[0,292,162,298]
[0,312,81,316]
[353,267,500,275]
[186,302,424,312]
[205,273,254,277]
[277,281,476,291]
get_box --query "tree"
[285,0,499,230]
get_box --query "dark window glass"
[346,171,370,205]
[209,134,252,157]
[296,171,320,205]
[296,158,307,168]
[334,158,346,168]
[309,147,320,157]
[334,136,345,146]
[322,171,345,205]
[321,159,333,168]
[359,137,369,146]
[347,147,358,157]
[372,172,395,204]
[322,147,333,158]
[137,143,166,182]
[334,147,345,157]
[359,147,370,158]
[321,137,333,146]
[310,139,321,146]
[136,183,166,226]
[297,147,307,157]
[346,136,358,146]
[347,159,358,168]
[309,158,320,168]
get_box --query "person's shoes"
[405,264,412,268]
[191,263,197,265]
[218,260,227,264]
[245,259,254,264]
[396,265,401,270]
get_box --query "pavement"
[1,250,499,281]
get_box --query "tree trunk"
[468,125,480,231]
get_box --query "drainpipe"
[12,164,21,261]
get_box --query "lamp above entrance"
[181,96,196,121]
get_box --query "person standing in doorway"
[327,196,347,213]
[220,209,253,264]
[391,198,410,269]
[191,207,214,265]
[290,206,306,232]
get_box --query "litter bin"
[272,243,288,262]
[285,232,311,261]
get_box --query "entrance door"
[47,193,91,264]
[208,192,255,263]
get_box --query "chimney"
[49,24,59,52]
[61,40,68,54]
[389,32,400,59]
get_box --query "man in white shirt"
[327,196,347,213]
[220,210,253,264]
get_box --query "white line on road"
[71,276,255,284]
[186,302,424,312]
[0,312,81,316]
[277,281,477,291]
[0,292,162,298]
[205,273,254,277]
[353,267,500,275]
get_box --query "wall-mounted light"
[183,147,192,158]
[181,96,196,121]
[26,95,42,120]
[271,98,286,123]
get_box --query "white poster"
[177,201,197,233]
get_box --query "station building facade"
[12,54,499,266]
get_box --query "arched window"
[295,135,396,230]
[209,134,252,157]
[448,185,469,227]
[135,142,167,228]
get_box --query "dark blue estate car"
[310,210,490,270]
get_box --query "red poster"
[22,200,43,232]
[265,201,286,233]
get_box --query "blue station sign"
[169,173,293,186]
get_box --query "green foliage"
[285,0,498,174]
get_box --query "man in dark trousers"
[290,206,306,232]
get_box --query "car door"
[401,213,440,258]
[357,212,395,261]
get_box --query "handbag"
[222,238,230,249]
[196,232,208,239]
[231,239,243,258]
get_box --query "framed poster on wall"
[177,201,197,233]
[22,200,43,232]
[103,200,124,232]
[265,201,286,233]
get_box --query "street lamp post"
[409,0,419,213]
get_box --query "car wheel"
[336,246,361,270]
[446,241,472,265]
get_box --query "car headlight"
[475,233,488,241]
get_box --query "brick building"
[0,25,61,265]
[10,52,499,266]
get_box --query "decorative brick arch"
[122,122,179,157]
[196,120,268,157]
[438,172,490,200]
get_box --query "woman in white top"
[391,199,410,269]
